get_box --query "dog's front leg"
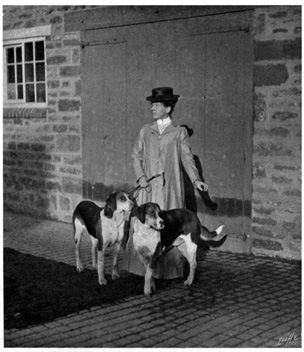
[97,249,107,285]
[90,236,98,269]
[184,244,198,286]
[144,264,154,296]
[111,241,121,280]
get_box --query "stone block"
[283,189,301,197]
[17,142,30,151]
[60,196,70,211]
[254,141,292,157]
[268,10,288,19]
[50,15,63,24]
[60,66,80,77]
[58,99,81,112]
[31,143,46,152]
[272,111,298,121]
[254,38,301,61]
[253,163,266,178]
[253,91,266,121]
[294,64,301,74]
[59,165,81,176]
[253,64,288,87]
[253,13,265,35]
[46,181,62,192]
[274,163,297,171]
[47,55,66,65]
[62,176,82,195]
[254,126,290,138]
[252,227,274,238]
[253,206,274,215]
[252,238,283,251]
[7,142,16,150]
[63,155,82,165]
[271,175,293,184]
[253,217,276,226]
[53,124,68,133]
[63,39,81,47]
[48,80,60,89]
[272,87,301,98]
[56,135,80,152]
[75,80,81,96]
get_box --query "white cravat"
[157,116,172,134]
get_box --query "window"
[4,39,46,104]
[3,25,51,108]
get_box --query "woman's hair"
[163,100,177,115]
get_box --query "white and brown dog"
[73,191,133,285]
[133,202,226,296]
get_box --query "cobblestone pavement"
[3,211,302,348]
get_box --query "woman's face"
[151,102,171,120]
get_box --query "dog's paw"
[99,278,108,285]
[151,280,156,293]
[144,287,152,297]
[184,278,193,286]
[76,264,84,272]
[112,272,120,280]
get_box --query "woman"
[123,87,208,279]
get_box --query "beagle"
[133,202,226,296]
[73,191,133,285]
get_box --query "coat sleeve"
[132,126,147,182]
[179,126,201,184]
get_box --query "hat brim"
[146,94,179,102]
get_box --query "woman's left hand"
[195,180,209,192]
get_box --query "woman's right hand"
[138,176,148,188]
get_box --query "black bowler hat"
[146,87,179,102]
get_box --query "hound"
[133,202,226,296]
[73,191,133,285]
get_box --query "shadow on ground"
[4,248,183,330]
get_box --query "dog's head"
[136,202,164,230]
[104,191,133,218]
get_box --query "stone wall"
[252,6,301,259]
[3,6,301,259]
[3,5,94,222]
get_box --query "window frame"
[3,25,51,109]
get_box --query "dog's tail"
[200,225,228,249]
[200,224,224,240]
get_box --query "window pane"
[7,48,15,63]
[36,62,45,82]
[7,84,16,99]
[37,83,46,102]
[17,85,24,99]
[16,47,22,62]
[35,41,44,61]
[17,65,23,83]
[25,63,34,82]
[8,65,15,83]
[25,42,33,61]
[26,84,35,102]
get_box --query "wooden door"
[81,11,253,252]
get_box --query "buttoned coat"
[132,121,200,210]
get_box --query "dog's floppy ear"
[136,204,146,224]
[104,193,117,218]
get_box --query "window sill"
[3,107,47,119]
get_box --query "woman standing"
[123,87,208,279]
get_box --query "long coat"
[123,120,201,279]
[132,121,200,210]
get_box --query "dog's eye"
[119,195,126,201]
[147,210,156,218]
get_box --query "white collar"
[157,116,171,127]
